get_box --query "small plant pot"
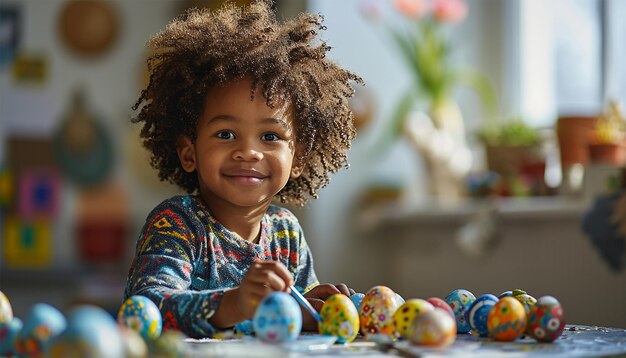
[588,143,626,166]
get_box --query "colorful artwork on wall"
[3,216,53,268]
[18,168,60,218]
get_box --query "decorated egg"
[359,286,401,336]
[498,291,513,298]
[118,295,163,341]
[148,329,188,357]
[350,293,365,312]
[234,320,255,336]
[394,293,406,306]
[512,289,537,316]
[253,292,302,343]
[392,299,434,338]
[444,289,475,333]
[487,297,526,341]
[466,294,498,337]
[426,297,455,320]
[0,317,23,357]
[120,326,148,358]
[527,296,565,343]
[16,303,66,356]
[319,294,359,343]
[50,305,124,357]
[408,308,456,347]
[0,291,13,323]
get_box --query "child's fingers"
[334,283,351,297]
[254,260,294,287]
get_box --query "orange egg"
[487,297,527,341]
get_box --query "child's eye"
[262,133,280,141]
[216,130,235,140]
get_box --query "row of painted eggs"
[0,291,185,357]
[252,285,565,347]
[447,288,566,342]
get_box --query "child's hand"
[236,260,294,320]
[301,283,355,331]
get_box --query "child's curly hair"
[132,0,363,207]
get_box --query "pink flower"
[359,0,384,22]
[393,0,430,19]
[432,0,468,24]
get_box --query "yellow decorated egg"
[0,291,12,324]
[319,294,359,343]
[359,286,400,336]
[408,308,456,347]
[487,297,527,341]
[393,299,434,338]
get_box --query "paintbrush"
[290,286,322,323]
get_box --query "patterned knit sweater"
[124,195,319,338]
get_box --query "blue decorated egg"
[49,305,124,357]
[0,317,23,356]
[16,303,66,356]
[350,293,365,311]
[466,294,498,337]
[498,291,513,298]
[253,292,302,343]
[0,291,13,324]
[444,289,475,333]
[118,295,162,341]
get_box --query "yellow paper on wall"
[3,216,52,268]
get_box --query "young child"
[124,0,363,338]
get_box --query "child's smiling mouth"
[223,168,268,185]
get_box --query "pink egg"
[426,297,455,320]
[408,308,456,347]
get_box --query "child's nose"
[233,141,264,161]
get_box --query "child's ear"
[177,135,196,173]
[290,160,304,179]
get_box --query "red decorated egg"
[527,296,565,343]
[359,286,400,336]
[487,297,526,341]
[426,297,455,320]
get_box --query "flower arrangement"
[588,99,626,166]
[362,0,496,151]
[592,100,626,145]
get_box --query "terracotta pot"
[588,142,626,166]
[556,116,598,167]
[485,144,544,177]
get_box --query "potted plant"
[361,0,496,201]
[588,100,626,166]
[476,118,545,196]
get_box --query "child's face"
[178,78,301,209]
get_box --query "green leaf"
[369,88,418,158]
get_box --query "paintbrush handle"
[290,286,322,323]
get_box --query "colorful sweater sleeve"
[293,225,320,295]
[124,204,222,338]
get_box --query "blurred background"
[1,0,625,329]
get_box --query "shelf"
[355,196,589,233]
